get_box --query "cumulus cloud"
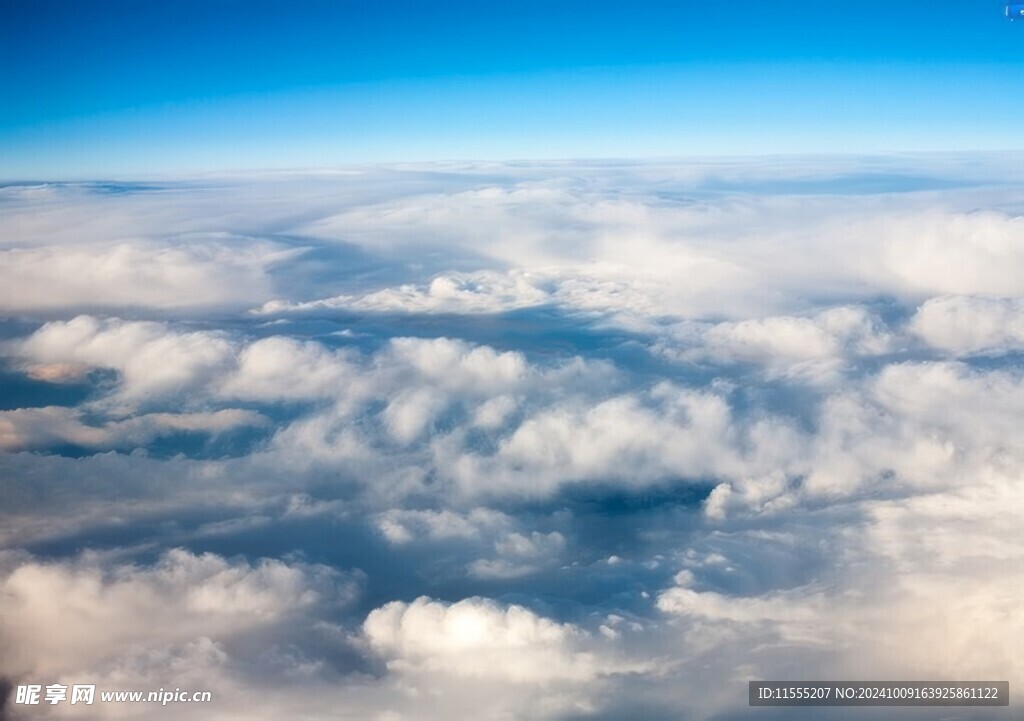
[259,267,674,334]
[657,584,827,641]
[802,361,1024,498]
[870,210,1024,297]
[261,270,550,315]
[5,162,1024,320]
[10,316,236,407]
[258,169,1024,323]
[263,336,619,479]
[854,473,1024,682]
[0,549,357,679]
[442,384,805,498]
[910,295,1024,355]
[468,531,568,579]
[3,159,1024,720]
[217,336,356,402]
[661,305,894,382]
[374,507,513,545]
[387,336,528,394]
[358,596,649,720]
[364,596,597,682]
[0,241,297,314]
[656,470,1024,694]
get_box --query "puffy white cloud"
[373,508,566,579]
[374,507,513,545]
[5,164,1024,321]
[10,316,236,406]
[0,240,296,314]
[853,472,1024,682]
[471,394,519,430]
[469,531,567,579]
[702,472,795,520]
[353,595,655,721]
[217,336,356,402]
[260,267,678,334]
[360,593,654,721]
[261,270,550,315]
[0,549,356,679]
[255,169,1024,324]
[5,160,1024,720]
[665,305,893,382]
[910,295,1024,355]
[656,466,1024,693]
[870,210,1024,297]
[803,361,1024,498]
[443,384,805,498]
[363,596,598,682]
[386,337,528,393]
[264,337,619,479]
[657,585,827,642]
[644,361,1024,712]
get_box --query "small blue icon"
[1007,3,1024,19]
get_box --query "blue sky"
[3,4,1024,719]
[2,0,1023,177]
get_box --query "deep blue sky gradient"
[2,0,1022,176]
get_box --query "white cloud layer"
[0,406,265,452]
[358,596,650,721]
[0,240,295,313]
[0,549,356,679]
[910,295,1024,355]
[2,159,1023,720]
[364,596,605,683]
